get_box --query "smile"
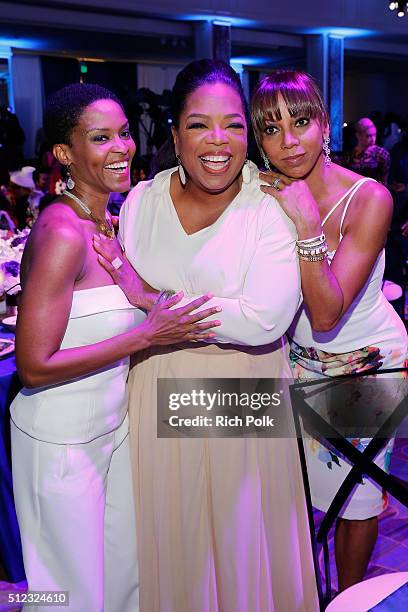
[199,155,232,172]
[104,161,129,173]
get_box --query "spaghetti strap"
[339,177,376,239]
[321,178,372,227]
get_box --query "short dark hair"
[152,59,247,174]
[43,83,123,147]
[251,70,328,149]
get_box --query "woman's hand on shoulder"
[93,233,158,310]
[259,170,322,237]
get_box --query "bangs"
[251,71,328,144]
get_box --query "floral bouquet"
[0,228,30,296]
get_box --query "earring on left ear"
[176,154,186,186]
[261,151,271,171]
[66,165,75,190]
[323,136,331,166]
[241,156,251,184]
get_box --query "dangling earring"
[66,165,75,190]
[176,154,186,186]
[261,151,271,171]
[241,157,251,184]
[323,136,331,167]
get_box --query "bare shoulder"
[343,180,392,243]
[351,180,393,223]
[23,202,86,285]
[332,164,392,223]
[31,202,86,250]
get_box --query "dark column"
[328,35,344,152]
[306,33,344,152]
[194,20,231,63]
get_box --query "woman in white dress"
[95,60,319,612]
[251,69,408,591]
[10,83,219,612]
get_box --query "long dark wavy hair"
[150,59,247,176]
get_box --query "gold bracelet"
[299,253,327,262]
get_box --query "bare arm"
[260,176,392,331]
[16,215,220,388]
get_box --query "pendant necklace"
[62,190,115,239]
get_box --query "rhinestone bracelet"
[296,233,325,247]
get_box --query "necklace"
[62,190,115,239]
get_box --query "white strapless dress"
[11,284,146,444]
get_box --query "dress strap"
[321,178,372,227]
[338,177,376,239]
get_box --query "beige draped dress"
[120,167,319,612]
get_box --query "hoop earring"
[323,136,331,167]
[261,151,271,171]
[241,157,251,184]
[66,166,75,190]
[176,154,186,186]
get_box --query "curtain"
[10,54,44,159]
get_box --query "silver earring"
[66,166,75,190]
[261,152,271,171]
[241,157,251,184]
[323,136,331,166]
[176,155,186,186]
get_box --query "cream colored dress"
[120,166,319,612]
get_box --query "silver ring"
[111,256,123,270]
[271,178,281,190]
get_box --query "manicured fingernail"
[215,306,222,312]
[206,293,214,299]
[215,320,222,325]
[99,233,107,240]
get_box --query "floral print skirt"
[290,340,407,520]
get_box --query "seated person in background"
[28,167,50,221]
[342,118,390,185]
[7,166,36,229]
[0,191,16,231]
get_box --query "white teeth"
[105,161,128,170]
[200,155,230,163]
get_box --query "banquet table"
[0,322,25,582]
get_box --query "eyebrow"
[85,122,129,134]
[185,113,244,120]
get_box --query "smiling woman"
[94,60,319,611]
[9,83,220,612]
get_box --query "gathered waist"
[142,337,287,357]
